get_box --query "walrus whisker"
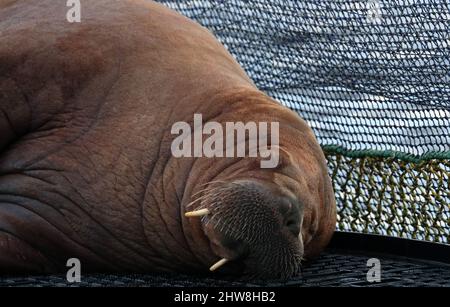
[187,188,222,208]
[199,196,224,212]
[187,185,225,208]
[186,198,202,208]
[185,208,210,217]
[198,191,226,210]
[204,205,223,226]
[212,216,223,229]
[209,258,228,271]
[186,193,212,208]
[198,180,226,188]
[191,186,216,198]
[190,183,225,199]
[205,213,217,227]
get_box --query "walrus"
[0,0,336,280]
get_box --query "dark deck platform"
[2,233,449,287]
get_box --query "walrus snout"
[187,180,304,279]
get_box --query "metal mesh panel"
[156,0,450,244]
[325,152,450,242]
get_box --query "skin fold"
[0,0,336,279]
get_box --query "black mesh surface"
[1,249,449,287]
[157,0,450,155]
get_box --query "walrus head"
[182,102,337,280]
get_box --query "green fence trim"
[322,145,450,163]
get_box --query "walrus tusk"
[209,258,228,272]
[184,208,210,217]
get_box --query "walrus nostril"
[286,219,301,237]
[278,198,301,237]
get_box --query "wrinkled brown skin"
[0,0,336,279]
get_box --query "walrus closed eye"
[0,0,336,280]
